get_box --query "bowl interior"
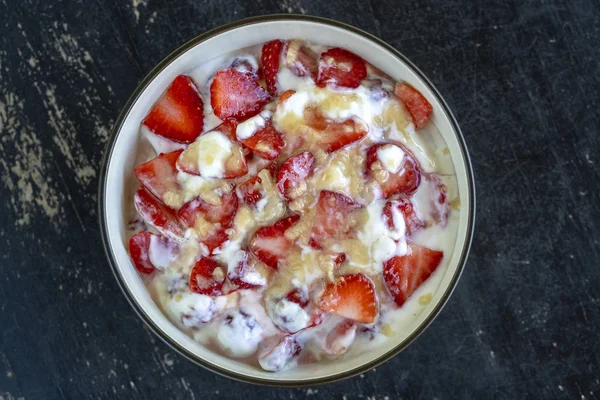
[101,17,473,384]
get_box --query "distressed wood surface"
[1,0,599,399]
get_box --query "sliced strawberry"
[261,40,284,96]
[324,320,357,355]
[237,175,264,205]
[366,143,421,198]
[142,75,204,143]
[249,214,301,269]
[258,335,302,372]
[227,251,267,291]
[276,151,315,200]
[176,121,247,179]
[284,39,318,79]
[304,107,367,152]
[427,173,450,227]
[383,198,424,236]
[133,188,185,241]
[134,150,182,203]
[309,191,362,249]
[318,273,378,324]
[383,243,444,307]
[394,83,433,130]
[210,68,271,120]
[128,231,155,274]
[189,257,227,296]
[316,48,367,89]
[230,57,259,80]
[240,120,285,160]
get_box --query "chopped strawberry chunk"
[210,68,271,120]
[261,40,284,96]
[427,173,450,227]
[309,191,362,249]
[286,288,309,308]
[318,273,378,324]
[316,48,367,89]
[142,75,204,143]
[212,119,238,141]
[276,151,315,200]
[383,198,424,236]
[305,107,367,152]
[128,231,155,274]
[134,150,182,203]
[249,214,301,269]
[240,120,285,160]
[394,83,433,130]
[237,175,264,205]
[383,243,444,307]
[189,257,227,296]
[229,57,259,80]
[324,320,357,355]
[366,143,421,198]
[258,335,302,372]
[133,188,185,241]
[284,39,318,79]
[227,251,267,291]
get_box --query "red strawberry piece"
[134,150,182,203]
[383,198,424,236]
[134,188,185,241]
[284,39,318,79]
[237,175,264,205]
[383,243,444,307]
[316,48,367,89]
[317,273,378,324]
[276,151,315,200]
[309,190,362,249]
[365,143,421,198]
[249,214,301,269]
[227,251,267,291]
[210,68,271,120]
[213,119,239,141]
[427,173,450,227]
[286,288,309,308]
[128,231,155,274]
[230,57,259,80]
[394,83,433,130]
[142,75,204,143]
[189,257,227,296]
[324,320,357,355]
[258,335,302,372]
[240,120,285,160]
[261,40,284,96]
[304,107,367,152]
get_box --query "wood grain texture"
[0,0,599,399]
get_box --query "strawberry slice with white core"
[309,190,362,249]
[304,107,368,152]
[276,151,315,200]
[177,126,247,179]
[383,243,444,307]
[318,273,379,324]
[284,39,318,79]
[128,231,155,274]
[189,257,227,296]
[383,198,424,236]
[237,113,285,160]
[394,83,433,130]
[142,75,204,143]
[134,150,182,205]
[261,40,284,96]
[366,143,421,198]
[249,214,301,269]
[210,68,271,120]
[324,320,357,355]
[258,335,302,372]
[134,188,185,241]
[316,48,367,89]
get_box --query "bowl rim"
[98,13,476,387]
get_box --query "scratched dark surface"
[1,0,599,399]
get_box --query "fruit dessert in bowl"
[100,15,474,385]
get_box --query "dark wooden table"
[1,0,599,399]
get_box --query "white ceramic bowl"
[99,15,475,386]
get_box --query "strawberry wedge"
[316,48,367,89]
[261,40,284,96]
[134,150,182,204]
[309,190,362,249]
[304,108,367,152]
[318,273,379,324]
[240,120,285,161]
[394,83,433,130]
[189,257,227,296]
[383,198,424,236]
[276,151,315,200]
[249,214,301,269]
[383,243,444,307]
[366,143,421,198]
[210,68,271,120]
[133,188,185,241]
[128,231,155,274]
[143,75,204,143]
